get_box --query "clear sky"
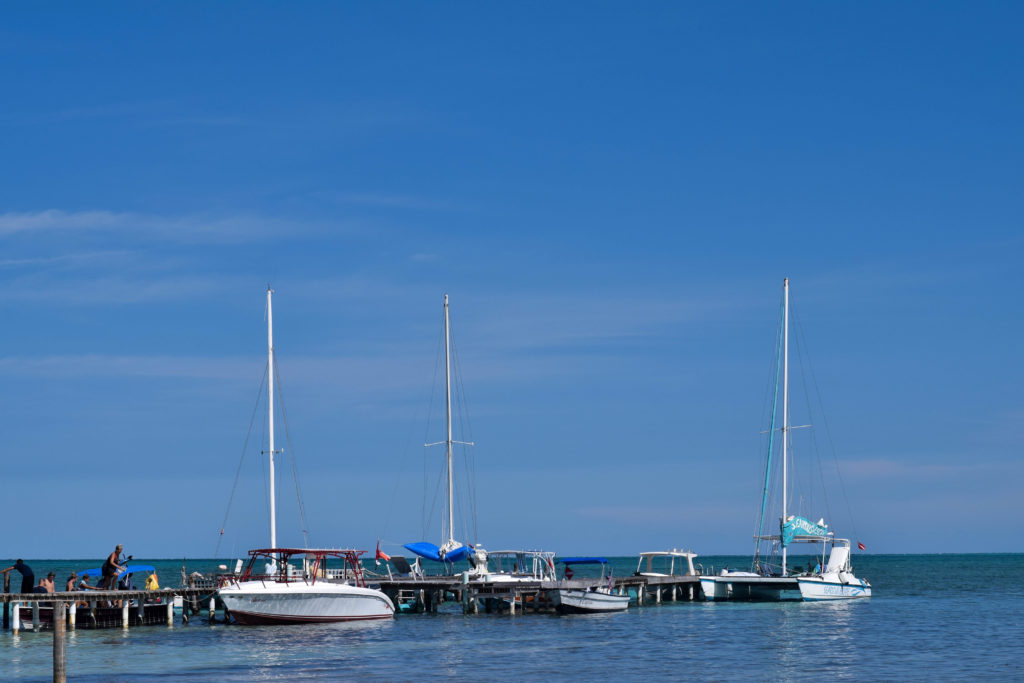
[1,2,1020,560]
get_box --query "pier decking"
[374,574,702,613]
[2,588,215,631]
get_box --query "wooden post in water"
[68,602,76,630]
[32,601,40,631]
[53,601,66,683]
[12,601,21,633]
[3,571,9,629]
[121,602,129,629]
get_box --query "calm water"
[2,554,1022,681]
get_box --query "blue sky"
[1,3,1020,559]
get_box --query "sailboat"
[404,294,474,565]
[216,287,395,624]
[699,278,871,602]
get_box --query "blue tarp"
[79,564,156,578]
[559,557,609,565]
[403,542,471,563]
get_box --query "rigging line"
[422,319,444,539]
[273,352,311,547]
[755,291,786,566]
[214,362,269,559]
[450,330,479,541]
[792,306,831,526]
[797,308,859,541]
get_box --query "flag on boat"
[857,541,866,551]
[375,541,390,565]
[781,516,829,546]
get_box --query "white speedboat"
[215,288,394,624]
[218,548,394,624]
[548,558,629,614]
[470,549,558,583]
[635,549,699,578]
[699,279,871,602]
[796,540,872,600]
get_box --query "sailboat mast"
[267,286,277,550]
[444,294,454,546]
[781,277,789,576]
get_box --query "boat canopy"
[404,541,471,563]
[79,564,156,578]
[559,557,609,565]
[782,516,829,547]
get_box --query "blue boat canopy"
[403,542,471,563]
[559,557,609,565]
[79,564,156,578]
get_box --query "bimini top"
[559,557,609,565]
[79,564,156,578]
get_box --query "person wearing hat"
[100,544,126,589]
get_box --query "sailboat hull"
[218,580,395,624]
[699,575,800,601]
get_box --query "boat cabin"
[635,550,699,577]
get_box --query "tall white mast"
[781,277,789,576]
[443,293,455,547]
[267,286,277,550]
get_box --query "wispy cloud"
[0,209,331,244]
[312,191,454,211]
[0,249,132,269]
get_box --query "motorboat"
[469,548,557,583]
[796,539,872,600]
[218,548,394,624]
[635,549,699,577]
[547,558,629,614]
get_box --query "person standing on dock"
[100,544,126,589]
[65,573,79,592]
[1,559,35,593]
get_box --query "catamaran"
[699,278,871,602]
[404,294,475,565]
[216,287,395,624]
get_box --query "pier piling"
[53,601,66,683]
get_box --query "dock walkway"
[374,574,702,613]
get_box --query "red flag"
[857,542,866,551]
[375,541,391,563]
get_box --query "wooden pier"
[375,574,703,614]
[2,587,216,632]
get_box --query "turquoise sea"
[2,554,1022,681]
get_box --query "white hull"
[218,580,394,624]
[547,589,629,614]
[797,576,871,600]
[699,574,800,601]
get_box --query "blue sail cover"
[79,564,157,578]
[781,517,829,546]
[403,542,471,563]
